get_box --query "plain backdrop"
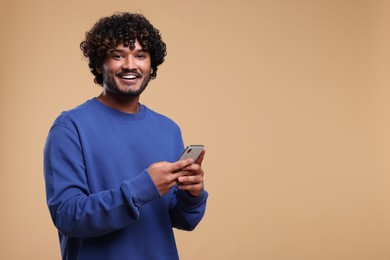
[1,0,390,259]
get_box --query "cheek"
[103,61,120,73]
[139,59,152,72]
[144,66,152,75]
[103,67,117,78]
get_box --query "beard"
[102,71,151,97]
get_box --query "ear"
[96,67,102,74]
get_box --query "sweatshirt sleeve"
[168,188,208,231]
[167,128,208,231]
[44,123,161,238]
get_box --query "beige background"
[1,0,390,259]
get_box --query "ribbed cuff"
[122,169,161,208]
[176,189,208,206]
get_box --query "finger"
[182,164,204,179]
[171,158,194,173]
[181,162,200,172]
[177,183,203,196]
[178,175,202,184]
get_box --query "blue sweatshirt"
[43,98,208,260]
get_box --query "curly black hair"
[80,12,167,86]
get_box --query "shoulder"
[144,105,181,130]
[51,99,96,131]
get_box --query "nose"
[123,56,137,70]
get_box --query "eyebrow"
[113,47,148,53]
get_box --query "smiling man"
[43,12,208,260]
[97,42,153,113]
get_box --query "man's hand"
[177,149,206,197]
[147,158,194,196]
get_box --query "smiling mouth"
[118,72,141,80]
[121,75,137,80]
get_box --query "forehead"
[115,40,146,51]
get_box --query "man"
[44,12,208,260]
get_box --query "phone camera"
[187,148,192,153]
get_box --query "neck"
[97,91,140,114]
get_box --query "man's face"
[100,40,152,97]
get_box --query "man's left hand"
[177,150,206,197]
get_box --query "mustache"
[116,70,142,78]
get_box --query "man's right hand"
[147,158,194,195]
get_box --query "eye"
[136,54,146,59]
[136,52,150,59]
[112,53,123,60]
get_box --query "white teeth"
[122,75,136,79]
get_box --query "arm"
[168,150,209,230]
[44,124,161,238]
[169,188,208,231]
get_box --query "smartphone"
[178,145,204,161]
